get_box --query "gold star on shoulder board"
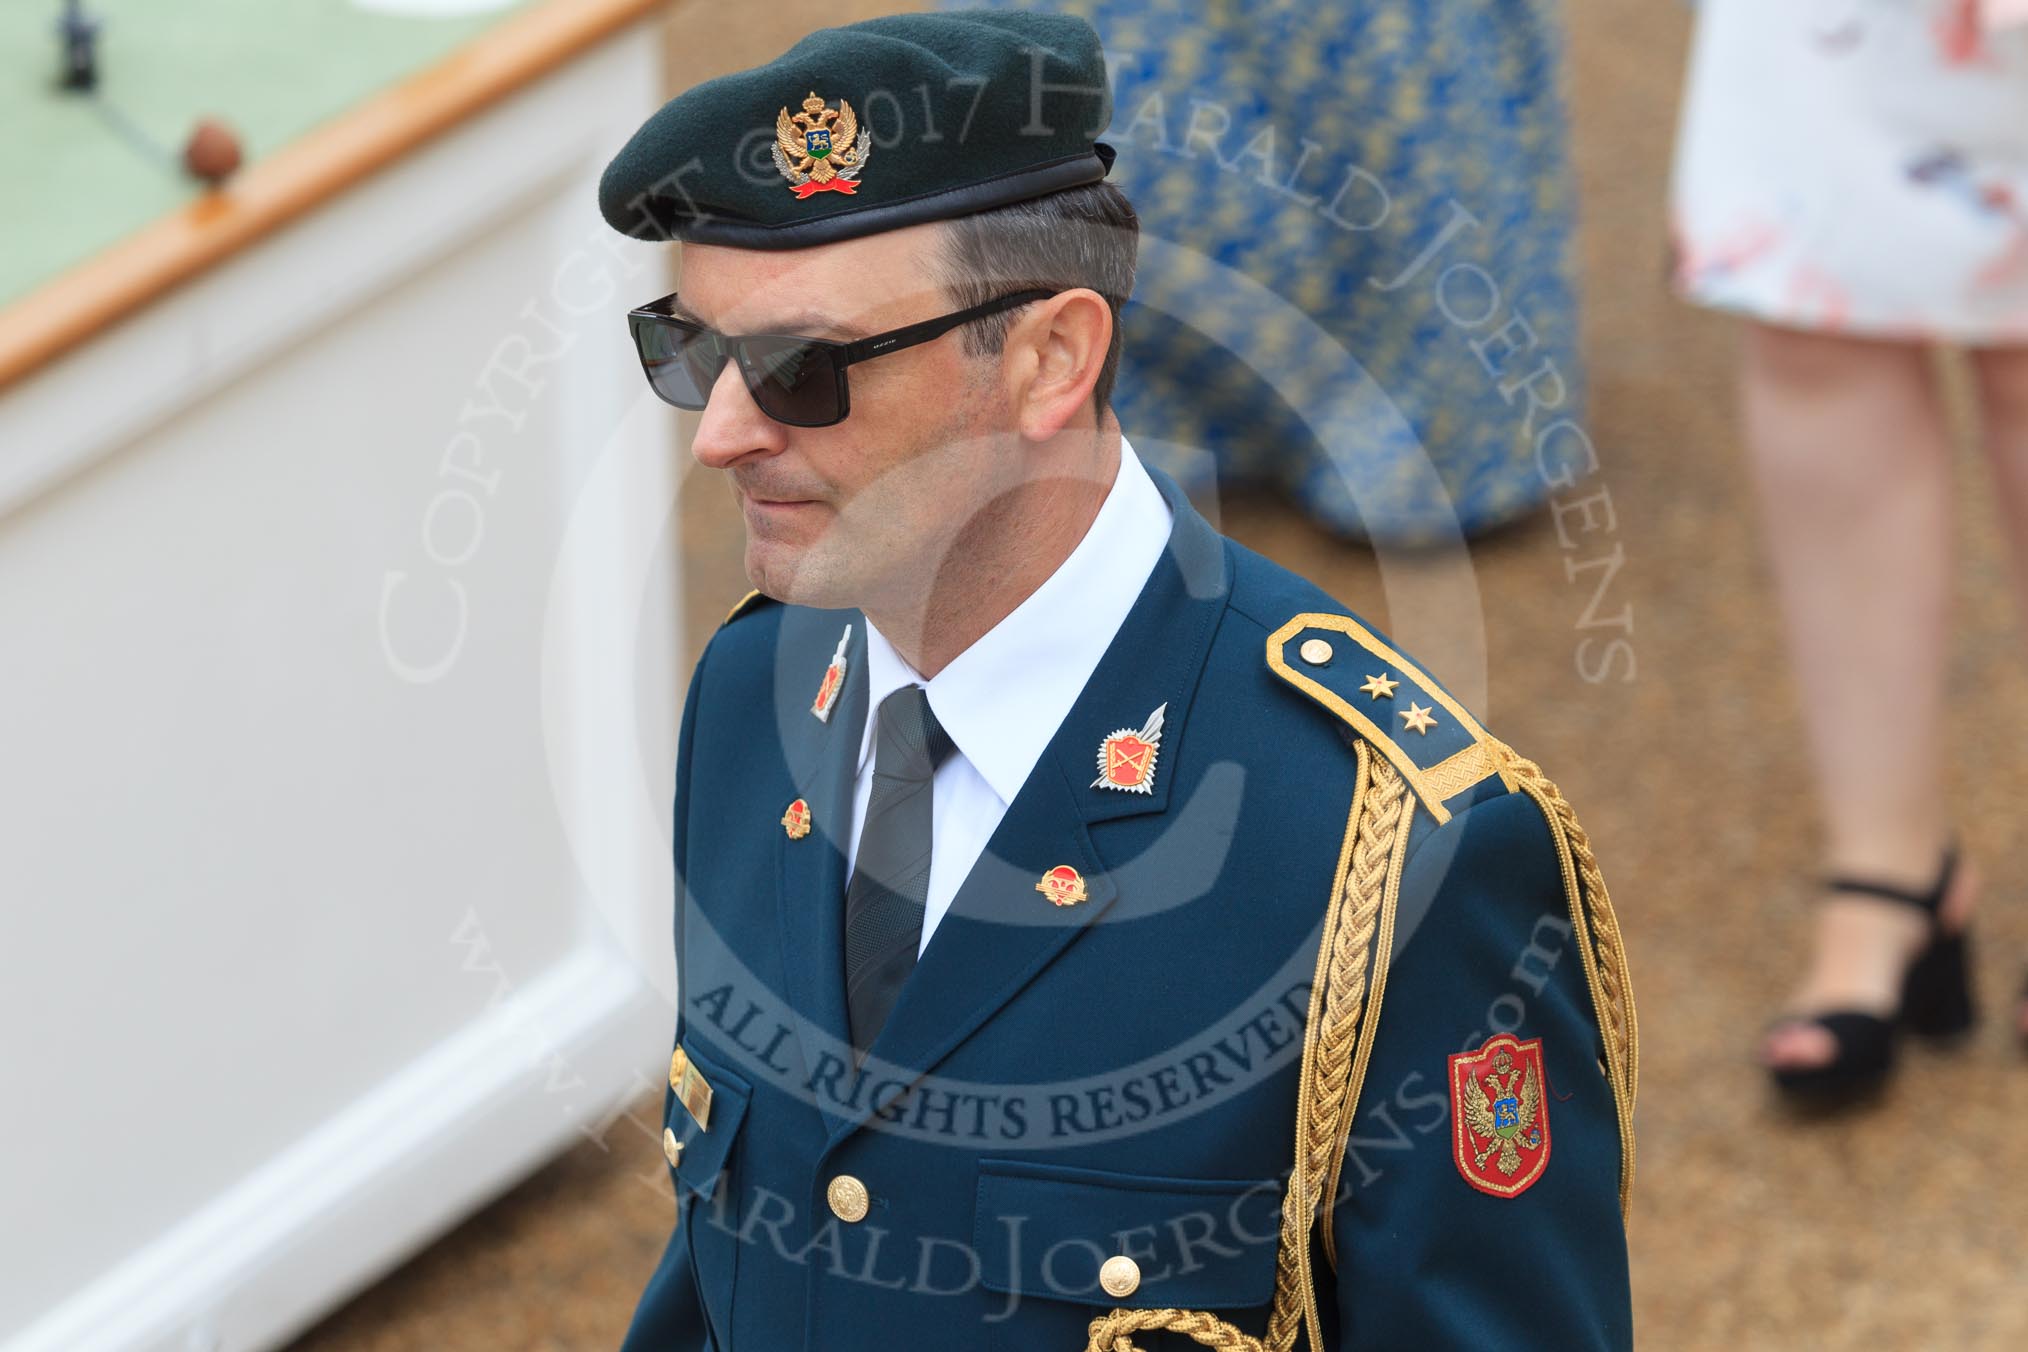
[1359,673,1399,700]
[1400,702,1437,735]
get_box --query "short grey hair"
[935,181,1139,416]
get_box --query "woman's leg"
[1967,343,2028,1040]
[1737,321,1971,1070]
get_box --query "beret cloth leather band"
[597,10,1116,250]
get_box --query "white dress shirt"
[847,437,1174,956]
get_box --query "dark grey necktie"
[844,684,954,1060]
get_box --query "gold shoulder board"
[720,588,776,627]
[1265,612,1515,825]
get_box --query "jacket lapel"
[829,468,1231,1145]
[772,604,867,1128]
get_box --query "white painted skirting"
[12,945,669,1352]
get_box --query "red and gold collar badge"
[811,624,851,724]
[1090,703,1166,795]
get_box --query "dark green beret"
[598,10,1115,250]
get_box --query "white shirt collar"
[858,437,1174,802]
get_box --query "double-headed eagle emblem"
[773,90,872,198]
[1461,1046,1543,1177]
[1450,1033,1551,1197]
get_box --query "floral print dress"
[1670,0,2028,345]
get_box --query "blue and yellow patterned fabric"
[947,0,1587,544]
[619,467,1637,1351]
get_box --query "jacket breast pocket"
[973,1158,1284,1350]
[668,1037,753,1350]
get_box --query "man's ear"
[1005,288,1112,439]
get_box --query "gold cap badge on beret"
[773,91,871,199]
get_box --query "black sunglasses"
[626,289,1056,428]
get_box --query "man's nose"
[690,359,787,470]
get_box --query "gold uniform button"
[1099,1254,1141,1298]
[826,1174,870,1223]
[662,1127,682,1167]
[1298,637,1333,666]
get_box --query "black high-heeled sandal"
[1767,847,1977,1107]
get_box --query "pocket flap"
[667,1038,752,1200]
[974,1159,1283,1311]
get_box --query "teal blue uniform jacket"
[620,466,1635,1350]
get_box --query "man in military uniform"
[600,11,1637,1350]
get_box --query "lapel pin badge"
[781,798,812,840]
[811,624,851,723]
[1035,864,1089,907]
[1091,702,1166,795]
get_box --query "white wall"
[0,13,683,1351]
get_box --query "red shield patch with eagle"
[1449,1033,1552,1198]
